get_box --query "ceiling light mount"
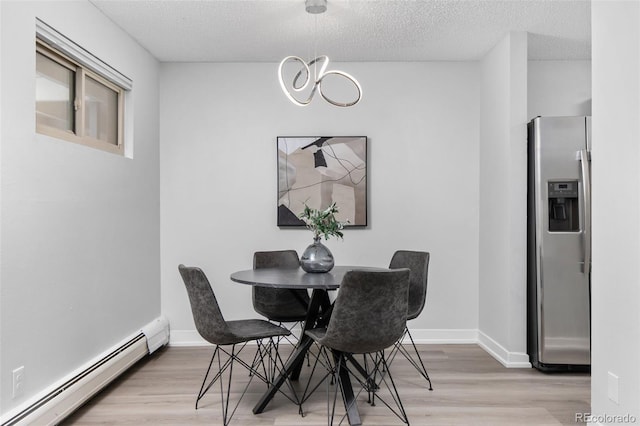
[279,0,362,107]
[305,0,327,14]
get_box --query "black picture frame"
[277,136,368,227]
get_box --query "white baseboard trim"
[170,328,479,347]
[171,328,532,369]
[169,330,210,346]
[477,330,531,368]
[400,328,478,344]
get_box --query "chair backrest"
[389,250,430,320]
[320,269,410,354]
[253,250,300,269]
[252,250,309,320]
[178,264,236,345]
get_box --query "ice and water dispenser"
[548,181,579,232]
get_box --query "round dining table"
[230,265,383,290]
[230,265,386,426]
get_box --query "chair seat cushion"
[305,327,327,342]
[225,319,290,344]
[264,311,308,322]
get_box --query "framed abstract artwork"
[277,136,367,227]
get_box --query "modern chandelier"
[278,0,362,107]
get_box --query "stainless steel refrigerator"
[527,116,591,372]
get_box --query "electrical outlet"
[12,366,25,399]
[608,371,619,404]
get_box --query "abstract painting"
[277,136,367,227]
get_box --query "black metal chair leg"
[404,329,433,390]
[380,353,410,425]
[196,346,220,409]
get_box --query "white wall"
[160,62,480,345]
[478,32,530,367]
[0,1,160,415]
[591,1,640,422]
[528,60,592,119]
[0,2,598,416]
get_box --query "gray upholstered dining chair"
[388,250,433,390]
[252,250,310,331]
[302,269,412,425]
[178,264,293,426]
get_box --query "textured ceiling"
[89,0,591,62]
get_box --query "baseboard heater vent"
[2,317,169,426]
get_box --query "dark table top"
[230,265,387,290]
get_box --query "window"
[35,20,131,155]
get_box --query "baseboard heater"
[2,316,169,426]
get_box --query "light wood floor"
[64,344,589,425]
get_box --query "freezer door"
[533,116,591,366]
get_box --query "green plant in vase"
[299,202,347,240]
[298,202,348,273]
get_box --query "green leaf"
[297,202,348,241]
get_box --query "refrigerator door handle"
[580,149,591,275]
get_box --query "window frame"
[36,39,126,155]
